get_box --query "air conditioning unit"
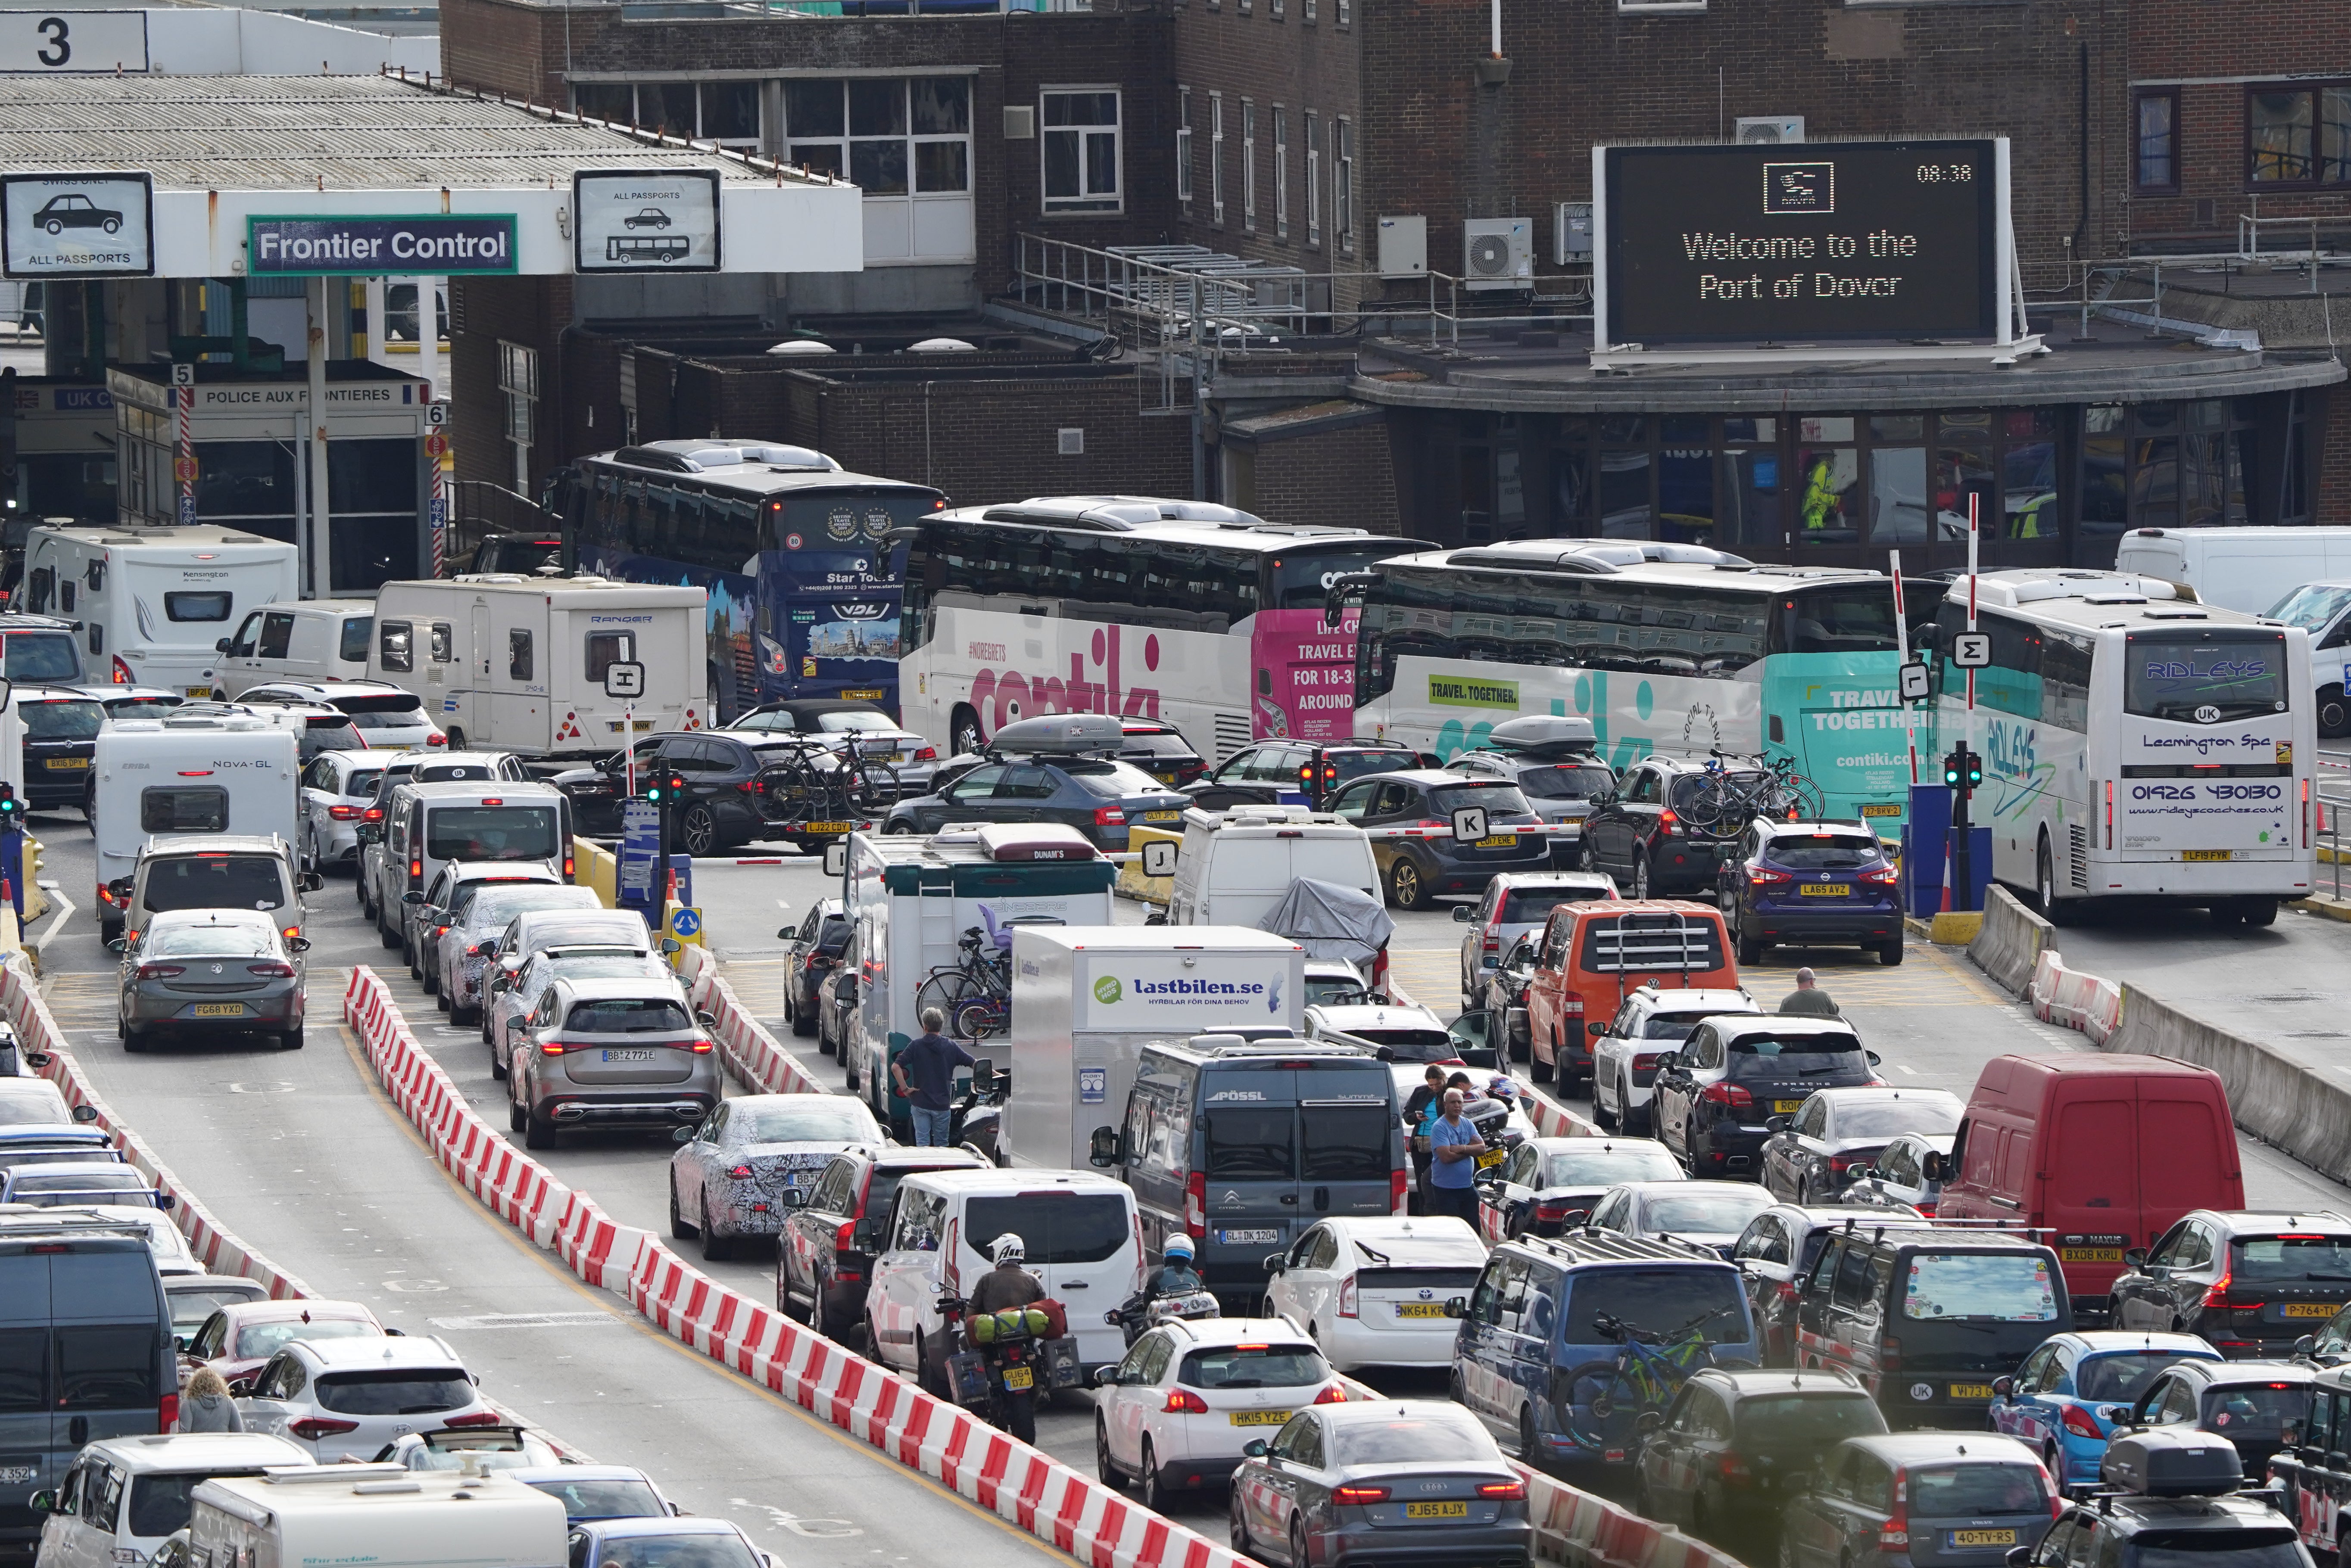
[1462,216,1532,291]
[1734,115,1805,145]
[1555,201,1592,263]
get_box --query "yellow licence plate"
[184,685,210,698]
[1230,1410,1293,1426]
[1406,1503,1469,1520]
[1476,834,1518,849]
[1800,884,1851,896]
[1144,811,1182,822]
[1861,803,1903,818]
[841,689,885,700]
[2061,1247,2124,1263]
[44,756,88,769]
[2182,849,2232,862]
[1953,1531,2017,1548]
[804,821,853,834]
[1395,1304,1448,1319]
[2284,1303,2339,1318]
[1773,1099,1805,1114]
[1475,1148,1508,1168]
[1949,1383,1996,1400]
[1001,1366,1033,1391]
[190,1003,246,1018]
[633,719,655,732]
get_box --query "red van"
[1939,1054,2242,1317]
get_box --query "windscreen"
[2128,1537,2303,1568]
[147,921,278,958]
[2204,1382,2311,1437]
[1784,585,1916,655]
[20,699,100,741]
[169,1285,262,1332]
[521,920,650,954]
[1177,1344,1327,1389]
[1543,1147,1684,1186]
[1265,542,1423,611]
[3,632,83,682]
[466,888,592,932]
[1207,1108,1296,1179]
[141,859,284,913]
[1429,781,1533,817]
[963,1195,1129,1265]
[1352,1028,1456,1056]
[1729,1393,1887,1446]
[773,490,944,553]
[1564,1268,1747,1344]
[339,617,373,664]
[426,806,561,862]
[815,711,898,734]
[346,770,383,800]
[2125,632,2288,724]
[1643,1188,1771,1234]
[0,1086,69,1125]
[10,1168,147,1196]
[234,1318,380,1359]
[1766,834,1884,870]
[2229,1235,2351,1286]
[1064,759,1174,797]
[1327,750,1417,784]
[1833,1101,1962,1139]
[1901,1253,2061,1322]
[1328,1411,1495,1466]
[563,998,690,1034]
[334,693,425,716]
[1512,763,1615,801]
[1121,729,1197,757]
[1642,1013,1728,1041]
[1726,1032,1863,1066]
[314,1370,471,1415]
[1305,976,1369,1008]
[1503,887,1606,921]
[1906,1462,2049,1516]
[595,1537,761,1568]
[2271,585,2351,634]
[734,1100,882,1143]
[522,1475,668,1520]
[2078,1352,2204,1404]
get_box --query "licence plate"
[1001,1365,1033,1391]
[190,1003,246,1018]
[1143,810,1181,822]
[0,1465,33,1485]
[1476,834,1518,849]
[841,689,885,700]
[1952,1531,2017,1548]
[1773,1099,1805,1114]
[2061,1247,2124,1263]
[1230,1410,1293,1426]
[1405,1503,1469,1520]
[602,1048,655,1062]
[184,685,210,698]
[1395,1304,1448,1319]
[1800,884,1851,896]
[2284,1303,2339,1318]
[2183,849,2232,862]
[1219,1229,1280,1245]
[1475,1148,1508,1168]
[1861,803,1903,818]
[44,756,88,769]
[1949,1383,1996,1400]
[633,719,655,732]
[804,821,853,834]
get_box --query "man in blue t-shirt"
[1425,1088,1489,1225]
[891,1006,974,1145]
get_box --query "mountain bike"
[755,735,901,831]
[1558,1308,1744,1453]
[1678,750,1824,834]
[914,926,1012,1039]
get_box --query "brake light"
[1631,1052,1663,1071]
[1698,1082,1755,1113]
[1331,1485,1388,1505]
[1747,867,1794,887]
[283,926,301,941]
[363,806,383,822]
[1659,809,1681,836]
[691,1039,714,1053]
[2201,1269,2262,1310]
[410,860,422,880]
[443,1410,505,1428]
[1860,865,1899,886]
[1880,1335,1902,1373]
[329,805,364,821]
[914,746,936,762]
[481,798,503,806]
[111,655,134,684]
[1338,1277,1359,1319]
[1094,807,1126,826]
[1881,1468,1910,1547]
[247,962,295,978]
[136,964,185,980]
[1313,1384,1349,1405]
[288,1417,361,1441]
[1483,932,1500,956]
[836,1220,857,1252]
[98,885,116,906]
[1162,1388,1210,1414]
[1390,1167,1409,1216]
[178,771,213,778]
[1718,1452,1752,1484]
[1478,1481,1526,1500]
[727,1164,754,1179]
[1185,1172,1207,1238]
[1535,1199,1575,1224]
[564,853,575,880]
[425,733,448,747]
[540,1043,567,1055]
[434,924,450,937]
[2061,1404,2105,1440]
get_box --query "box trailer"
[365,576,706,759]
[22,524,297,694]
[93,712,299,918]
[1001,924,1306,1170]
[189,1465,569,1568]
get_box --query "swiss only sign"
[0,171,152,278]
[246,215,518,277]
[1600,139,2002,346]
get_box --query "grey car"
[1780,1431,2058,1568]
[1454,870,1618,1005]
[1228,1400,1534,1568]
[666,1094,888,1261]
[881,753,1189,849]
[115,834,312,950]
[1449,748,1618,868]
[297,750,388,873]
[115,908,309,1051]
[409,860,565,998]
[0,1162,167,1208]
[487,946,670,1074]
[441,885,607,1029]
[507,975,719,1148]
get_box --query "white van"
[21,526,297,696]
[864,1167,1141,1377]
[92,715,300,940]
[188,1466,567,1568]
[362,780,576,955]
[34,1432,309,1568]
[366,576,705,759]
[2112,526,2351,616]
[1164,806,1381,927]
[214,600,375,697]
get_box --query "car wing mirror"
[2296,1335,2318,1358]
[695,1010,718,1030]
[105,937,127,954]
[779,1188,807,1209]
[1634,1410,1665,1437]
[1263,1251,1287,1275]
[2123,1248,2148,1269]
[287,937,311,954]
[1242,1439,1270,1459]
[1444,1297,1467,1319]
[971,1058,997,1093]
[670,1125,696,1144]
[1452,905,1471,923]
[23,1051,50,1069]
[155,1192,176,1211]
[1865,1050,1882,1067]
[1587,1020,1609,1038]
[300,871,323,892]
[662,937,683,955]
[1088,1126,1120,1168]
[2005,1551,2033,1568]
[72,1104,98,1123]
[1765,1115,1790,1132]
[1991,1376,2015,1398]
[401,890,426,904]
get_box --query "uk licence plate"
[184,685,210,698]
[1406,1503,1469,1520]
[1861,803,1902,818]
[1230,1410,1291,1426]
[1773,1099,1805,1114]
[1949,1383,1996,1400]
[1219,1228,1280,1245]
[1952,1530,2017,1548]
[2183,849,2232,862]
[190,1003,245,1018]
[1394,1304,1448,1319]
[633,719,655,732]
[1476,834,1518,849]
[841,689,885,700]
[602,1048,655,1062]
[0,1465,33,1485]
[44,756,88,769]
[804,822,853,834]
[2283,1303,2339,1318]
[1475,1148,1508,1168]
[2061,1246,2124,1263]
[1002,1366,1033,1391]
[1144,810,1182,822]
[1800,884,1851,896]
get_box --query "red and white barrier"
[1518,1083,1600,1140]
[2027,947,2126,1046]
[683,956,829,1099]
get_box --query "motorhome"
[93,714,299,940]
[187,1466,568,1568]
[22,525,298,694]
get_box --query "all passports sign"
[1596,138,2006,349]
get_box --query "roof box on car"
[988,713,1125,756]
[1482,716,1599,757]
[975,823,1098,862]
[2100,1428,2245,1497]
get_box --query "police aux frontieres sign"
[1079,953,1291,1029]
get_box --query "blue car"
[1987,1330,2220,1486]
[569,1517,771,1568]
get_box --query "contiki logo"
[970,625,1161,732]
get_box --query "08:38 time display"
[1916,163,1976,182]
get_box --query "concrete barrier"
[1115,825,1181,904]
[575,836,618,908]
[1967,886,2051,996]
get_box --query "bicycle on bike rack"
[914,925,1012,1039]
[1678,750,1825,835]
[753,735,902,834]
[1558,1307,1746,1455]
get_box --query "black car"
[1756,1086,1965,1207]
[1182,739,1421,812]
[16,687,102,811]
[1715,818,1904,966]
[2115,1360,2318,1479]
[1582,758,1756,899]
[727,700,936,797]
[2035,1431,2303,1568]
[1115,719,1209,788]
[880,747,1188,850]
[555,731,877,855]
[1649,1014,1880,1179]
[1449,750,1616,871]
[778,897,849,1038]
[468,532,565,575]
[1325,768,1553,909]
[776,1145,986,1338]
[1481,934,1540,1061]
[2110,1212,2351,1359]
[1632,1367,1888,1544]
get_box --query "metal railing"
[2323,783,2351,902]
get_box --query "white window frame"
[1210,92,1225,225]
[780,77,974,204]
[1040,86,1123,215]
[1304,110,1321,246]
[1335,115,1354,251]
[1273,105,1289,241]
[1176,87,1193,211]
[1241,99,1257,231]
[1304,0,1316,22]
[1335,0,1348,25]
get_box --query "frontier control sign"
[246,214,518,277]
[1599,139,2003,347]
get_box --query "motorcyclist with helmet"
[1110,1235,1218,1345]
[969,1233,1048,1313]
[1142,1234,1204,1296]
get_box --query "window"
[259,610,295,659]
[2136,89,2180,193]
[140,787,228,834]
[379,618,412,673]
[1304,112,1321,245]
[1272,107,1288,240]
[586,630,636,683]
[1241,101,1257,230]
[1335,117,1354,249]
[339,615,372,664]
[2248,85,2327,185]
[428,622,453,664]
[1177,88,1193,211]
[785,77,971,202]
[1042,90,1121,214]
[1304,0,1315,22]
[572,80,759,149]
[1211,93,1226,224]
[508,628,533,681]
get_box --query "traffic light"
[1964,750,1983,790]
[645,772,686,804]
[1941,745,1983,795]
[0,793,21,828]
[1942,748,1962,790]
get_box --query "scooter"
[953,1059,1010,1165]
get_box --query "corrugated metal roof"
[0,73,828,190]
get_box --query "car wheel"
[1624,1092,1651,1137]
[1095,1416,1127,1490]
[1386,858,1428,911]
[1633,852,1654,899]
[509,1095,527,1133]
[792,992,817,1039]
[1138,1438,1168,1513]
[446,727,467,751]
[1229,1491,1255,1558]
[377,901,399,949]
[490,1039,507,1080]
[701,1195,731,1261]
[669,1176,697,1239]
[915,1331,948,1397]
[278,1029,303,1051]
[2322,685,2351,739]
[1877,936,1905,966]
[122,1021,144,1053]
[523,1107,555,1150]
[1289,1518,1311,1568]
[1518,1406,1542,1468]
[1531,1033,1555,1084]
[680,805,719,858]
[2036,835,2076,927]
[950,707,985,758]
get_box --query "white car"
[1094,1317,1339,1512]
[1581,1180,1775,1259]
[1454,870,1618,1004]
[1262,1215,1487,1372]
[0,1204,203,1275]
[1301,961,1371,1011]
[237,1336,496,1462]
[298,749,392,873]
[1303,1002,1455,1060]
[486,945,668,1070]
[35,1433,309,1568]
[241,679,445,750]
[374,1425,563,1471]
[1589,984,1761,1137]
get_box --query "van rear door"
[2043,1090,2136,1300]
[1197,1064,1302,1295]
[1297,1062,1401,1223]
[0,1248,52,1534]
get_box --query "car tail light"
[1659,809,1682,836]
[1483,931,1500,958]
[410,860,422,881]
[288,1417,360,1441]
[433,924,450,938]
[1560,997,1583,1017]
[1860,865,1899,886]
[564,852,575,880]
[1338,1277,1359,1319]
[247,962,295,978]
[158,1394,178,1432]
[98,884,117,906]
[329,805,364,821]
[283,926,301,942]
[1094,807,1125,826]
[1775,1279,1799,1302]
[836,1219,857,1252]
[481,798,503,807]
[1880,1335,1901,1373]
[1390,1167,1409,1216]
[1717,1453,1752,1484]
[1162,1388,1210,1415]
[1313,1385,1349,1405]
[727,1164,754,1179]
[136,964,185,980]
[1185,1173,1207,1239]
[1828,1154,1868,1179]
[914,746,937,763]
[691,1039,714,1054]
[111,655,134,685]
[2061,1404,2105,1440]
[1631,1052,1662,1072]
[1698,1082,1755,1113]
[540,1043,568,1056]
[1479,1480,1526,1500]
[2202,1269,2264,1311]
[1880,1468,1910,1548]
[363,806,383,822]
[1331,1485,1388,1505]
[424,732,448,747]
[1746,867,1793,887]
[443,1410,505,1428]
[1534,1200,1575,1225]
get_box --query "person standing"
[1777,967,1841,1017]
[1425,1089,1489,1225]
[1402,1064,1446,1212]
[892,1006,973,1146]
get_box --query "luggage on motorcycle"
[967,1306,1050,1345]
[946,1350,992,1405]
[1035,1299,1069,1340]
[1041,1335,1083,1391]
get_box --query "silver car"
[435,883,602,1025]
[666,1094,887,1261]
[1454,869,1618,1005]
[507,976,718,1148]
[298,749,389,873]
[487,946,668,1074]
[408,859,566,997]
[115,908,309,1052]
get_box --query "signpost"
[1450,805,1489,845]
[574,169,722,274]
[425,401,448,576]
[245,214,519,277]
[171,361,193,525]
[0,171,153,278]
[617,800,660,922]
